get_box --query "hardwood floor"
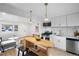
[0,48,76,56]
[48,48,76,56]
[0,48,16,56]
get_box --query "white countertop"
[52,35,79,39]
[66,36,79,39]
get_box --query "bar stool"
[17,46,27,56]
[0,37,4,52]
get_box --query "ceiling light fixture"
[30,9,32,22]
[44,3,48,22]
[2,12,6,15]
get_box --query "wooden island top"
[23,36,53,48]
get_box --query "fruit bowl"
[36,38,41,41]
[35,36,41,41]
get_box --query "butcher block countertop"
[23,36,53,48]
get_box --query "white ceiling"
[9,3,79,19]
[0,3,79,20]
[0,3,26,17]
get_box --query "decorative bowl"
[35,36,41,41]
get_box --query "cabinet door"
[60,16,66,26]
[51,18,55,27]
[54,39,60,48]
[59,38,66,51]
[67,14,79,26]
[53,37,60,49]
[54,16,61,27]
[53,36,66,51]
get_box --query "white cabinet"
[54,38,60,49]
[60,16,67,26]
[54,16,61,27]
[53,36,66,51]
[67,14,79,26]
[51,18,55,27]
[54,16,67,27]
[59,37,66,51]
[53,13,79,27]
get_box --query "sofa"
[0,37,16,52]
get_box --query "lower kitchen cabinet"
[59,38,66,51]
[53,36,66,51]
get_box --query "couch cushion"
[1,39,16,45]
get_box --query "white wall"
[0,12,29,41]
[26,18,42,36]
[18,23,30,37]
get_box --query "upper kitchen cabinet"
[60,16,67,26]
[54,16,61,27]
[51,17,55,27]
[53,16,67,27]
[67,13,79,26]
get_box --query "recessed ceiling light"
[2,12,6,15]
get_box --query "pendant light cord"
[30,10,32,22]
[45,3,48,18]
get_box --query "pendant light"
[30,9,32,22]
[44,3,48,22]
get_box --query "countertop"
[52,35,79,40]
[67,37,79,39]
[23,36,53,48]
[66,37,79,41]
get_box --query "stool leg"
[26,48,29,53]
[18,50,20,56]
[1,46,4,52]
[22,51,24,56]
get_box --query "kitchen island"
[20,36,53,56]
